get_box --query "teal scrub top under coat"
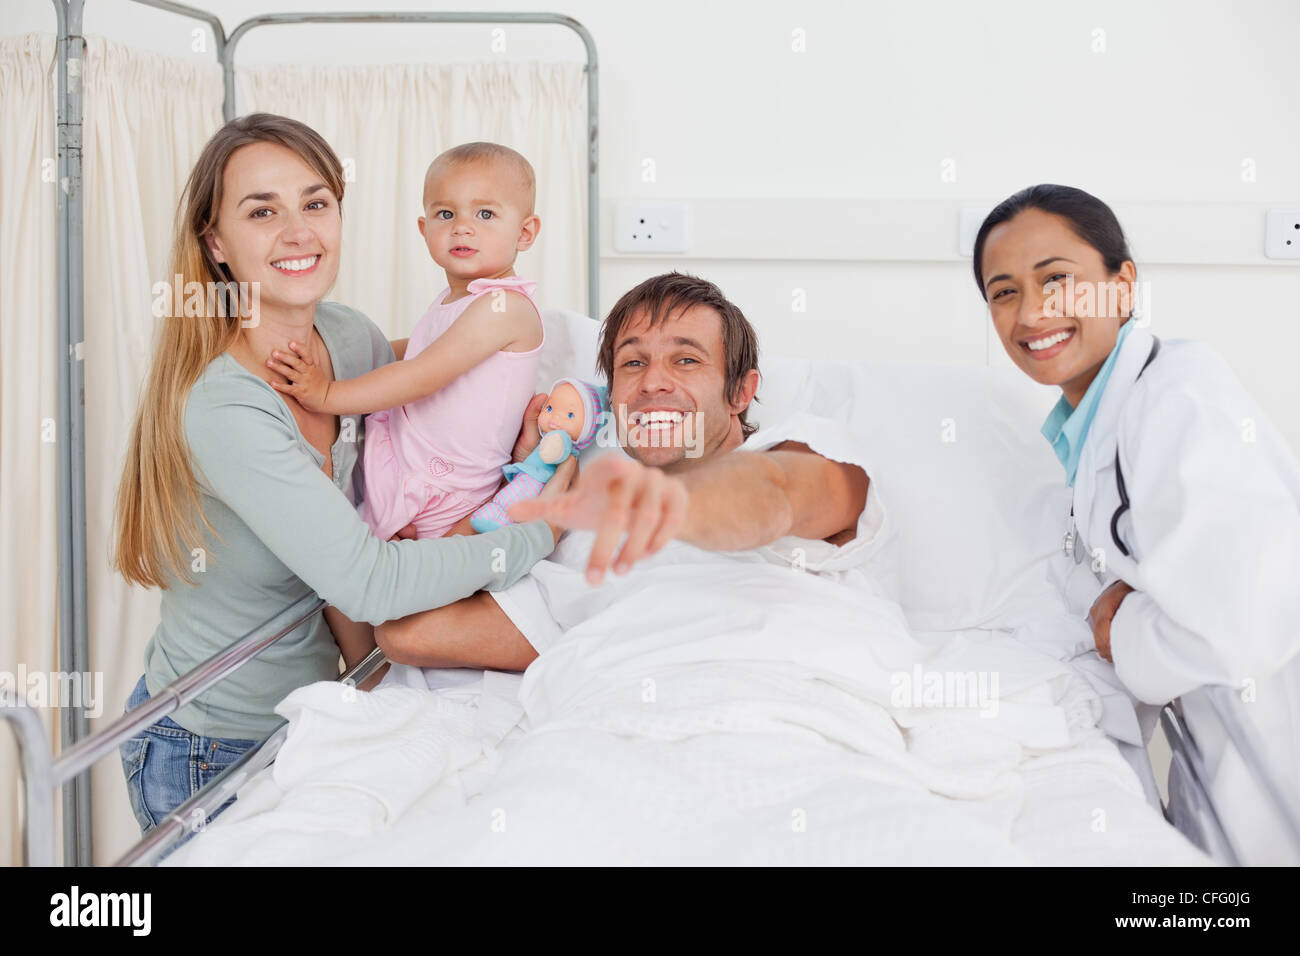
[1040,319,1135,486]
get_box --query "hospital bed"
[8,306,1300,866]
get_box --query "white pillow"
[537,310,1071,632]
[755,357,1071,631]
[537,309,601,394]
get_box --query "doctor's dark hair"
[971,184,1134,300]
[597,272,762,439]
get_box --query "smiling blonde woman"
[111,113,567,836]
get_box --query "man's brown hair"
[597,272,761,439]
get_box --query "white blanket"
[167,537,1207,866]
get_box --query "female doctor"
[972,184,1300,865]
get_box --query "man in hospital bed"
[171,273,1208,866]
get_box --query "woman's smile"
[270,253,322,275]
[1020,326,1076,361]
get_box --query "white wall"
[4,0,1297,857]
[8,0,1298,448]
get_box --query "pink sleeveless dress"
[360,276,545,540]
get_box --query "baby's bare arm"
[275,297,536,416]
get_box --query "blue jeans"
[118,674,259,839]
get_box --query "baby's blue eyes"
[567,412,574,418]
[545,405,552,412]
[433,209,495,220]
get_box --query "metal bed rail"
[1158,684,1300,865]
[46,0,599,865]
[115,642,388,867]
[2,592,326,866]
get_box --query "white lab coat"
[1050,322,1300,865]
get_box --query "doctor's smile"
[1020,326,1076,360]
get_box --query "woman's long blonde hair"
[113,113,345,589]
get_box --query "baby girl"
[270,142,550,657]
[274,141,546,540]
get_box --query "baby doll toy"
[470,377,609,532]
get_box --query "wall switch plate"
[614,202,691,253]
[959,206,993,257]
[1265,208,1300,260]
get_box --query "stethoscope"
[1060,336,1162,583]
[1063,505,1107,585]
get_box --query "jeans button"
[199,761,209,770]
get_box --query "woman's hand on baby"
[508,453,688,586]
[1087,579,1135,662]
[267,341,332,412]
[511,393,548,463]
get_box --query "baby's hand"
[268,341,332,412]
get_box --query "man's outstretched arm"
[508,440,869,585]
[677,440,868,551]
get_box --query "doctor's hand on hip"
[506,453,688,586]
[1088,580,1136,662]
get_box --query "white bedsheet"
[167,539,1207,866]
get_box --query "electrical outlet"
[614,202,691,254]
[1265,208,1300,260]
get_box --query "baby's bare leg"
[443,514,478,537]
[323,605,387,690]
[443,476,509,537]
